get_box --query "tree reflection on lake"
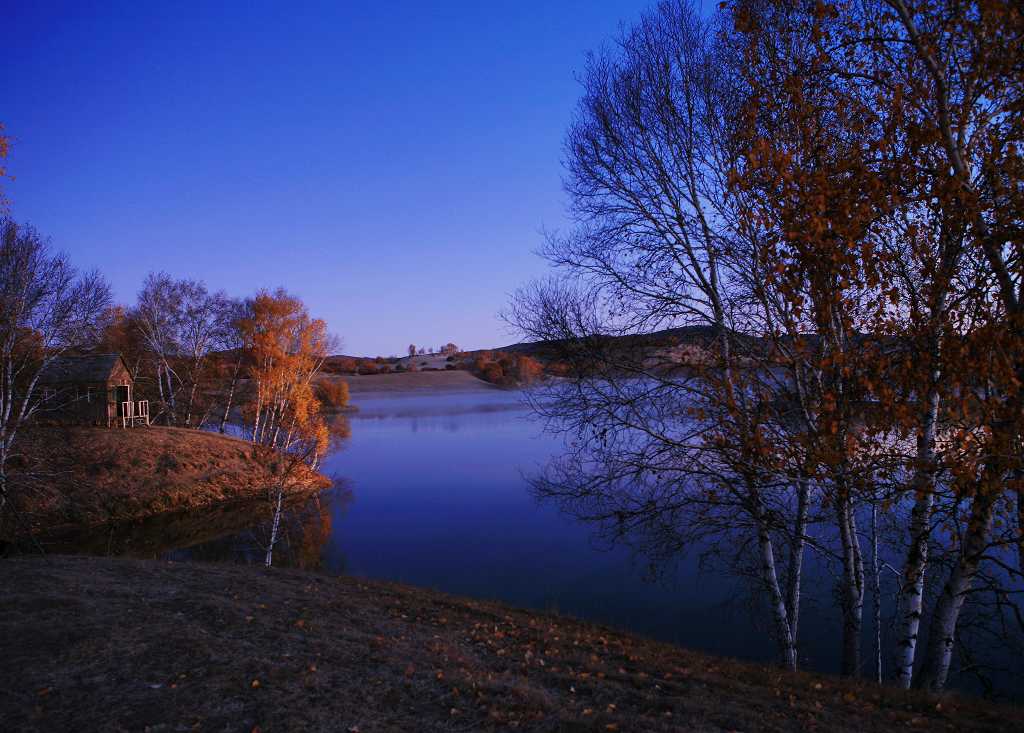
[33,487,350,571]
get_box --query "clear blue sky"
[3,0,655,356]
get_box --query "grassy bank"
[0,555,1016,732]
[5,426,330,538]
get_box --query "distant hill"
[490,324,725,359]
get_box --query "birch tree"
[176,280,231,427]
[508,1,814,670]
[0,219,110,523]
[134,273,185,425]
[236,289,340,566]
[874,0,1024,692]
[216,297,250,434]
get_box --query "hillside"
[322,326,743,382]
[5,426,331,538]
[0,555,1015,732]
[334,369,498,394]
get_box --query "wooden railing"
[120,400,150,428]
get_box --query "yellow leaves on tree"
[240,289,336,466]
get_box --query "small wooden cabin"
[36,354,148,427]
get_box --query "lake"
[279,386,841,674]
[33,383,1021,694]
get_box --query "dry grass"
[6,426,330,537]
[337,370,497,394]
[0,555,1018,732]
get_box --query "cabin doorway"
[115,385,130,416]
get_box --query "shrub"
[483,362,505,384]
[515,355,544,384]
[324,357,358,374]
[315,379,350,411]
[546,360,572,377]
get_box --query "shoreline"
[332,369,500,396]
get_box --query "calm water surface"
[313,387,838,672]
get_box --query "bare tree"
[133,272,185,425]
[216,298,250,434]
[507,1,816,670]
[176,280,231,427]
[0,219,110,522]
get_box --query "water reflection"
[33,488,351,571]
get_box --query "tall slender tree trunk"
[1015,475,1024,574]
[163,361,178,425]
[265,486,285,567]
[893,299,944,687]
[219,357,242,434]
[836,485,865,677]
[750,483,798,670]
[185,381,198,427]
[0,464,8,530]
[251,382,263,443]
[870,498,883,683]
[785,477,810,645]
[893,489,935,687]
[914,489,997,691]
[270,397,288,447]
[156,363,168,425]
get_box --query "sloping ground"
[0,556,1016,733]
[6,426,330,536]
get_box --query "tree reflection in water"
[29,486,351,572]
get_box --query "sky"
[3,0,657,356]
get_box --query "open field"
[0,555,1017,733]
[334,369,498,395]
[5,426,330,538]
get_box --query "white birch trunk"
[750,485,798,670]
[185,381,198,427]
[893,489,935,688]
[870,499,882,683]
[265,486,285,567]
[836,486,865,677]
[219,357,242,434]
[893,290,944,687]
[785,477,810,645]
[914,491,996,691]
[156,363,167,425]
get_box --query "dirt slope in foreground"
[0,556,1017,733]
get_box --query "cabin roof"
[37,354,129,385]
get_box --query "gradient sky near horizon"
[3,0,659,356]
